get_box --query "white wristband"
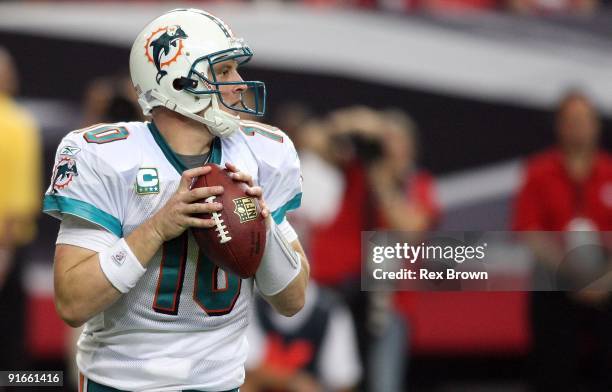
[99,238,146,294]
[255,220,301,296]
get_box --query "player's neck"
[152,109,215,156]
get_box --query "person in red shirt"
[297,107,439,392]
[513,90,612,391]
[308,107,439,286]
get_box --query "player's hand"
[148,166,224,242]
[225,162,271,224]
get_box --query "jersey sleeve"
[259,136,303,225]
[42,134,127,237]
[56,215,120,252]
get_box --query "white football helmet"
[129,8,266,138]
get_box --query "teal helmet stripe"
[172,8,232,38]
[201,13,233,38]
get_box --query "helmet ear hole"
[173,78,185,91]
[173,77,197,91]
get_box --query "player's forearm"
[264,255,309,317]
[55,221,165,327]
[54,246,123,327]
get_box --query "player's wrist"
[255,220,301,296]
[145,215,169,244]
[99,238,146,294]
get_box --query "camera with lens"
[345,132,385,165]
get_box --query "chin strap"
[147,90,240,138]
[203,94,241,138]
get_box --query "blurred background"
[2,0,612,391]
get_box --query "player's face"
[212,60,247,116]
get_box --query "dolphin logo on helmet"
[146,25,188,84]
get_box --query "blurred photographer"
[321,105,439,234]
[298,106,439,391]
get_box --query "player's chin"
[228,106,241,117]
[219,103,240,117]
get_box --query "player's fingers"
[183,202,223,215]
[245,186,263,198]
[185,217,217,229]
[257,197,270,218]
[184,186,224,203]
[226,162,254,186]
[224,162,239,173]
[179,166,211,191]
[230,171,254,186]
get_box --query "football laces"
[205,196,232,243]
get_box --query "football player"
[43,9,309,392]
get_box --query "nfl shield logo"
[233,197,258,223]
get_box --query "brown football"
[190,163,266,279]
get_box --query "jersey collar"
[147,121,222,174]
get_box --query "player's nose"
[233,84,247,95]
[231,72,247,94]
[232,82,247,95]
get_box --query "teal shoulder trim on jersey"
[43,195,123,237]
[271,192,302,224]
[210,136,222,164]
[148,122,223,173]
[148,122,187,173]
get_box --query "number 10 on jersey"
[152,233,241,317]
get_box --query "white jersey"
[43,120,302,392]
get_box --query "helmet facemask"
[185,43,266,117]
